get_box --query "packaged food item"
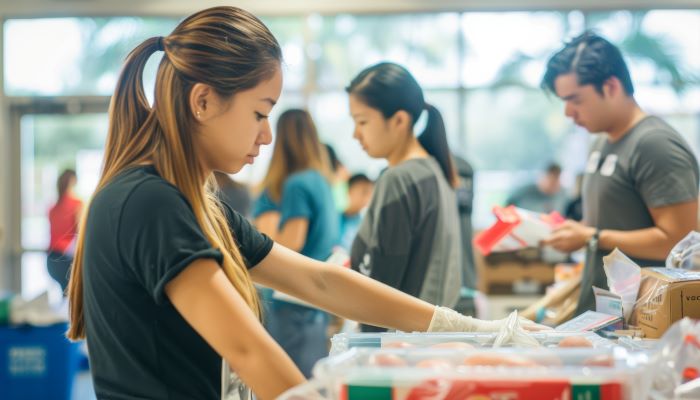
[280,347,649,400]
[474,206,564,255]
[330,330,613,355]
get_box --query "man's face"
[554,73,613,134]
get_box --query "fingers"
[518,317,553,331]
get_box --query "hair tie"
[156,36,165,52]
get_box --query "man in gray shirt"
[541,31,699,315]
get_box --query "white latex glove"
[427,306,551,333]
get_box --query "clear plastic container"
[330,330,614,355]
[616,336,660,353]
[280,347,650,400]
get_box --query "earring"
[196,110,201,119]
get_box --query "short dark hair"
[545,162,562,176]
[348,173,372,187]
[542,31,634,96]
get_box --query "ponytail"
[418,104,457,187]
[67,6,281,340]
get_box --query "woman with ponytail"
[346,62,464,332]
[68,8,546,400]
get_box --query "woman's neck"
[386,136,429,167]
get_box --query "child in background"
[339,173,374,251]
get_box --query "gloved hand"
[427,306,551,333]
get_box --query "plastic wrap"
[629,267,700,338]
[279,347,650,400]
[602,249,641,323]
[628,271,670,328]
[666,231,700,270]
[330,330,614,355]
[647,318,700,399]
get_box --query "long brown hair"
[67,6,282,340]
[260,109,332,201]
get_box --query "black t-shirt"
[81,165,273,399]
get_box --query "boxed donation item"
[633,267,700,338]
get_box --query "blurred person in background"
[564,173,584,222]
[254,109,339,377]
[541,31,699,315]
[453,154,479,315]
[47,168,82,294]
[338,173,374,251]
[506,162,567,214]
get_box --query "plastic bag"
[666,231,700,270]
[3,292,67,326]
[647,318,700,399]
[602,249,641,323]
[492,310,541,348]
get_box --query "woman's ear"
[189,83,212,121]
[390,110,413,135]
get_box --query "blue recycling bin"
[0,323,82,400]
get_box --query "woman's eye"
[255,112,269,121]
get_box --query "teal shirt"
[254,170,339,261]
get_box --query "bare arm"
[545,200,697,260]
[255,213,307,252]
[165,258,305,400]
[251,244,435,332]
[599,200,697,259]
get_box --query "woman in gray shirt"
[347,62,463,332]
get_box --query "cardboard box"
[633,267,700,339]
[474,250,554,294]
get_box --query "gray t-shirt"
[577,116,699,314]
[351,157,462,331]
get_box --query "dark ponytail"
[419,104,457,187]
[346,62,457,187]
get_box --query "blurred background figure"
[47,169,82,294]
[213,171,252,219]
[254,109,339,377]
[453,154,479,315]
[324,143,351,213]
[506,162,567,214]
[338,173,374,251]
[564,173,584,222]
